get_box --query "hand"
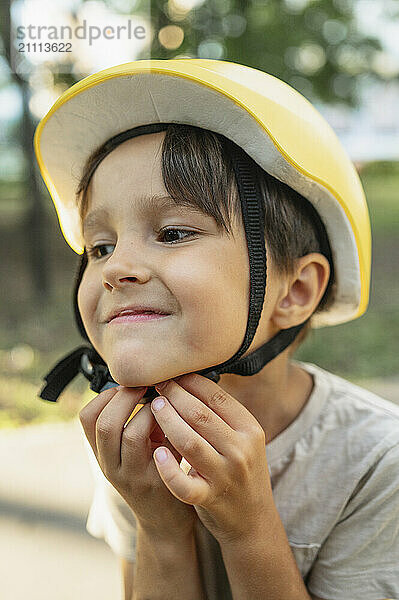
[150,373,274,545]
[79,385,198,540]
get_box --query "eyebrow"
[82,194,205,235]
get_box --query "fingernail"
[152,396,165,412]
[154,448,168,464]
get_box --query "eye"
[85,228,198,260]
[158,227,198,244]
[86,244,114,260]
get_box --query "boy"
[35,59,399,599]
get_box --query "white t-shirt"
[82,361,399,599]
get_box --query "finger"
[155,380,236,457]
[163,437,185,465]
[173,373,259,433]
[96,386,147,472]
[120,400,163,462]
[79,386,120,459]
[153,445,209,506]
[151,395,221,480]
[122,406,183,467]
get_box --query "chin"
[106,354,181,388]
[101,340,228,388]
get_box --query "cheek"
[176,243,250,358]
[77,272,100,331]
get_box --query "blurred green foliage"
[147,0,383,107]
[295,161,399,373]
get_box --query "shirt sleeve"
[82,423,138,562]
[306,442,399,600]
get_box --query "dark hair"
[75,124,335,350]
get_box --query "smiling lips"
[109,313,170,323]
[107,307,171,323]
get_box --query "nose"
[102,237,152,292]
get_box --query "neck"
[218,352,314,444]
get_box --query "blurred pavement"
[0,418,122,600]
[0,377,398,599]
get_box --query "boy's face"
[77,131,279,387]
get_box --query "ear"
[271,253,330,330]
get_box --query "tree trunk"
[0,0,50,303]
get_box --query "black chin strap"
[38,345,111,402]
[196,142,310,381]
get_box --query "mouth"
[106,305,172,323]
[108,312,171,324]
